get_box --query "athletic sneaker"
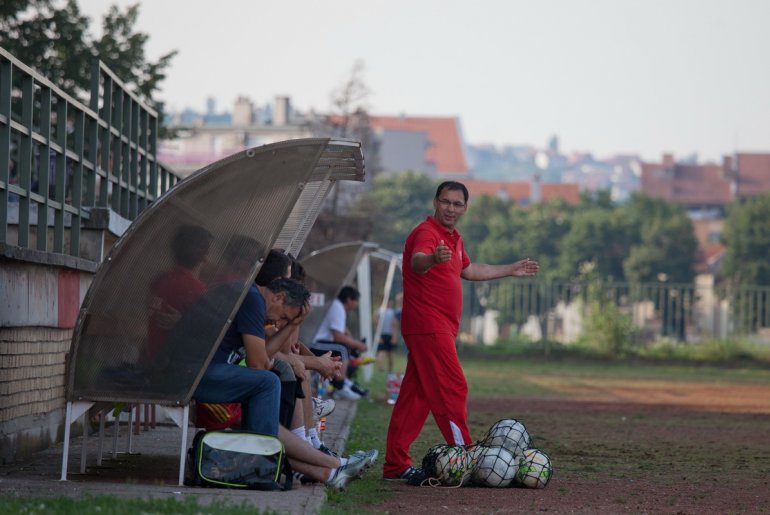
[313,396,336,419]
[334,384,362,401]
[350,382,369,398]
[347,448,379,469]
[384,466,427,486]
[326,449,378,491]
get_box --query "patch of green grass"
[321,370,395,514]
[0,495,273,515]
[461,353,770,389]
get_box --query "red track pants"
[383,332,472,477]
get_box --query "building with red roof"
[462,178,580,206]
[641,152,770,209]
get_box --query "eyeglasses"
[437,198,467,209]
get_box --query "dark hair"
[338,285,360,303]
[435,181,469,204]
[290,260,306,283]
[255,249,292,286]
[171,225,212,267]
[223,235,263,265]
[266,277,310,308]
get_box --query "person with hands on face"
[193,277,309,437]
[383,181,539,486]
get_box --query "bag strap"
[280,456,293,491]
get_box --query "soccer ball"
[433,445,472,486]
[481,419,531,457]
[515,448,552,489]
[471,446,518,487]
[421,444,449,478]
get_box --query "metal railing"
[1,47,181,258]
[464,279,770,344]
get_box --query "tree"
[622,194,697,284]
[1,1,176,133]
[463,199,571,282]
[457,194,510,261]
[557,207,632,281]
[722,192,770,286]
[350,171,436,252]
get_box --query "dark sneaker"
[318,444,339,457]
[350,382,369,397]
[384,466,427,486]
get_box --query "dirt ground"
[374,381,770,514]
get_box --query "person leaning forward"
[382,180,540,485]
[192,277,310,437]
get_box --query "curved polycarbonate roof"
[299,241,379,344]
[67,138,364,404]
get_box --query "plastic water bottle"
[318,416,327,442]
[386,373,398,405]
[318,379,327,398]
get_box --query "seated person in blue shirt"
[193,277,309,437]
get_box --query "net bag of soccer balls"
[420,418,552,488]
[422,444,476,486]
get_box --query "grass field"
[3,351,768,513]
[324,352,770,514]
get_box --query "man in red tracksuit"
[383,181,540,485]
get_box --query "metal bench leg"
[80,416,88,473]
[60,401,94,481]
[112,409,120,458]
[97,409,106,466]
[178,405,190,486]
[127,404,134,454]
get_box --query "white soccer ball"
[471,446,518,487]
[434,446,471,486]
[516,448,552,489]
[482,419,531,457]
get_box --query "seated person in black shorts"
[311,286,368,400]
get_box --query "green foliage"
[579,264,635,357]
[622,196,697,284]
[1,0,177,133]
[465,199,571,282]
[722,192,770,286]
[350,170,436,252]
[557,207,632,280]
[638,337,770,363]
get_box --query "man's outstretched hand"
[511,258,540,277]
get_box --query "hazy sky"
[78,0,770,162]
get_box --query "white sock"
[307,428,322,448]
[343,378,353,388]
[339,457,348,466]
[291,426,305,441]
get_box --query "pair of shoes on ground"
[383,466,427,486]
[312,396,336,419]
[350,382,369,397]
[333,384,362,401]
[326,449,379,491]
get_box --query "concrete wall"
[0,211,122,464]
